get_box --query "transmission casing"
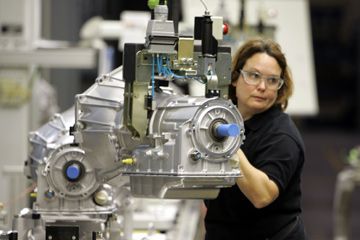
[74,67,244,199]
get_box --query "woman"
[204,38,306,240]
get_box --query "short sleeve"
[251,133,302,193]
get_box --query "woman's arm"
[235,149,279,208]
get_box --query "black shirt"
[204,105,305,240]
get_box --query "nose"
[257,78,267,90]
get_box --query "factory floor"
[301,129,360,240]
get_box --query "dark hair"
[229,38,293,111]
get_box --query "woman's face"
[232,53,281,120]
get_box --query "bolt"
[44,190,55,199]
[191,150,202,161]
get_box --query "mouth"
[252,96,266,101]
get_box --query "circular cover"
[190,98,244,162]
[44,145,99,200]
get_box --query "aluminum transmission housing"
[73,67,245,199]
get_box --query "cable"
[152,55,155,97]
[200,0,209,15]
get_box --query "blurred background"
[1,0,360,239]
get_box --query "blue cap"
[66,164,81,181]
[216,123,240,137]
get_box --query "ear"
[231,80,237,87]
